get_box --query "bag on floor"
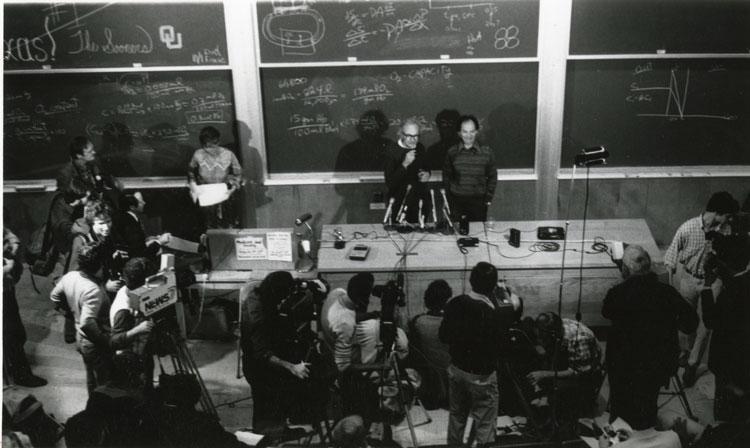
[2,386,64,447]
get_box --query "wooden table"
[317,220,663,326]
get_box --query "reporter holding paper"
[187,126,243,229]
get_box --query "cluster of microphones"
[382,186,454,233]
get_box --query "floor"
[5,265,717,447]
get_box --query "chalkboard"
[257,0,538,62]
[262,63,538,173]
[3,2,228,69]
[563,59,750,167]
[570,0,750,55]
[4,70,237,180]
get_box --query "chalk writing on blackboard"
[627,67,738,121]
[261,5,326,56]
[260,1,526,58]
[3,3,228,68]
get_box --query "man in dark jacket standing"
[603,245,698,429]
[440,262,509,445]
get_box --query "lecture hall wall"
[3,1,749,250]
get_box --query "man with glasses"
[384,119,431,224]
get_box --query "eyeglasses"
[402,133,419,139]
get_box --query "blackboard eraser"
[41,64,51,70]
[133,62,143,67]
[656,49,666,54]
[440,54,450,59]
[347,56,357,62]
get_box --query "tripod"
[351,347,427,447]
[157,327,218,419]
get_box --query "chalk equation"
[3,3,227,68]
[259,0,530,59]
[627,65,738,121]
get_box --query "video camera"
[371,274,406,354]
[705,212,750,280]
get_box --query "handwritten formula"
[257,0,538,62]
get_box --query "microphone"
[430,189,438,224]
[383,197,395,225]
[395,184,412,223]
[574,146,609,167]
[418,199,425,228]
[398,205,408,224]
[295,213,312,226]
[440,188,451,216]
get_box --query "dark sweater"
[443,144,497,202]
[439,293,508,375]
[602,273,698,381]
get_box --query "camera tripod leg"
[169,333,218,419]
[389,353,419,447]
[501,361,543,438]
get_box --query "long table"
[317,220,663,326]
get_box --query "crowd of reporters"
[3,127,748,447]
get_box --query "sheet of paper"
[235,236,267,260]
[266,231,293,262]
[191,183,230,207]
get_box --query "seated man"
[408,279,452,409]
[526,312,603,431]
[112,192,171,261]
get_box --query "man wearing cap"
[665,191,739,386]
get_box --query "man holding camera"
[439,262,511,445]
[241,271,324,435]
[665,191,739,386]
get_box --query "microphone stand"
[550,149,607,446]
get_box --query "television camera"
[371,274,406,356]
[131,260,216,417]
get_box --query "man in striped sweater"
[442,115,497,222]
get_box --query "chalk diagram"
[262,5,325,56]
[629,68,737,121]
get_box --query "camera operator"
[700,215,750,421]
[321,272,376,373]
[439,262,513,445]
[109,258,157,391]
[240,271,325,435]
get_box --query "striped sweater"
[443,144,497,202]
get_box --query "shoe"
[682,364,698,387]
[14,374,48,388]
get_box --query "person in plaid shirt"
[664,191,738,386]
[526,312,602,433]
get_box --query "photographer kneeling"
[240,271,328,436]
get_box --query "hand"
[417,169,430,182]
[105,278,124,293]
[289,362,310,379]
[402,150,416,168]
[3,258,15,275]
[134,320,155,335]
[158,232,172,246]
[526,370,551,387]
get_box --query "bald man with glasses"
[384,119,431,224]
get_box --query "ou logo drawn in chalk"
[159,25,183,50]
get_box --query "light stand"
[550,146,608,444]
